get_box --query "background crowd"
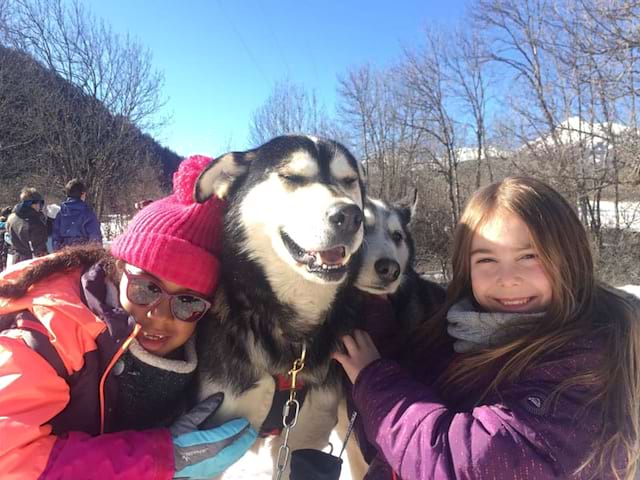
[0,179,102,270]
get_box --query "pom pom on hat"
[173,155,212,204]
[111,155,224,296]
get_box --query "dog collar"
[258,374,307,437]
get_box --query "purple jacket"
[351,303,612,479]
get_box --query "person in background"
[334,176,640,480]
[6,187,48,263]
[135,199,155,211]
[0,206,13,269]
[52,178,102,250]
[44,203,60,253]
[0,155,257,479]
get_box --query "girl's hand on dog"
[333,329,381,384]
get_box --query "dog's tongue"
[317,246,346,265]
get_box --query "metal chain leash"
[338,410,358,459]
[274,343,307,480]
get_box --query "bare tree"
[473,2,606,234]
[447,26,494,187]
[576,0,640,184]
[0,48,43,161]
[0,0,168,215]
[337,64,425,199]
[249,78,332,146]
[0,0,165,129]
[474,0,583,192]
[400,27,463,228]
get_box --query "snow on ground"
[619,285,640,298]
[597,201,640,232]
[101,213,130,244]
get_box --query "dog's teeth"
[300,252,315,265]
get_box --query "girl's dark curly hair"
[0,244,119,299]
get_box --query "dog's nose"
[327,204,363,234]
[375,258,401,283]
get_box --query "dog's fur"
[356,194,417,297]
[193,135,367,478]
[357,192,445,332]
[337,193,446,478]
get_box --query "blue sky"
[87,0,468,158]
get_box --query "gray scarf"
[447,298,543,353]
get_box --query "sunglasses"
[123,269,211,323]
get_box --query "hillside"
[0,45,181,214]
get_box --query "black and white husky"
[339,194,446,478]
[357,192,444,319]
[355,195,416,297]
[193,135,366,478]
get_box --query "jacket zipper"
[98,323,141,434]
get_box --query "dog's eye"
[391,231,403,243]
[341,177,357,187]
[279,174,306,185]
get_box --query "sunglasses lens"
[127,277,162,305]
[125,271,209,322]
[172,295,209,322]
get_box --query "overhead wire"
[215,0,270,84]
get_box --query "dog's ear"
[194,150,256,202]
[397,188,418,225]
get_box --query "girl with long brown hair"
[334,176,640,479]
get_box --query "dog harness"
[258,374,308,437]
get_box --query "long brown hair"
[0,244,118,298]
[415,177,639,479]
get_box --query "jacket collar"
[80,262,136,340]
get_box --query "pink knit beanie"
[110,155,223,296]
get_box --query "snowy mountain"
[532,116,628,147]
[457,116,631,165]
[456,146,509,163]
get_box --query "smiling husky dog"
[193,135,365,478]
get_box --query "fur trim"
[128,336,197,374]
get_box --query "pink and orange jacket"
[0,259,175,479]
